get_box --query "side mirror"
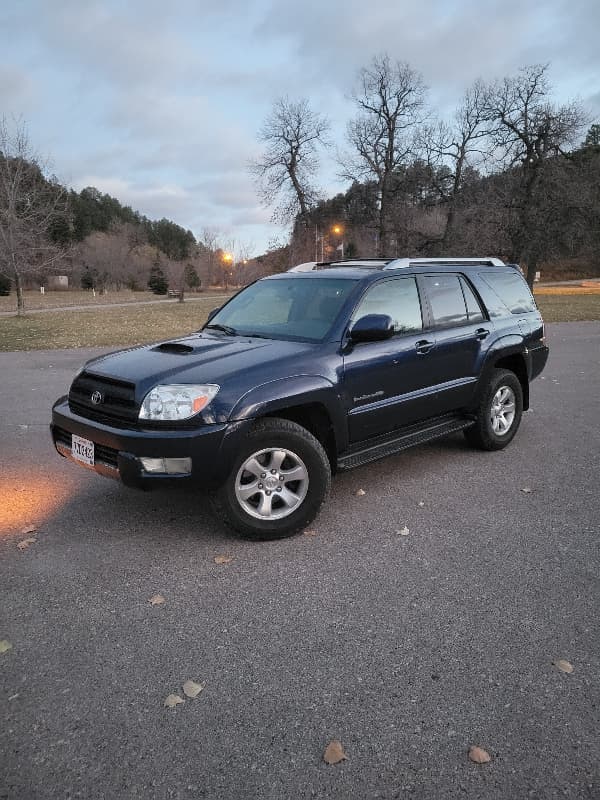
[349,314,394,343]
[207,307,220,322]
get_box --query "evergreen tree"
[148,259,168,294]
[0,273,11,296]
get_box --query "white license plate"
[72,434,95,466]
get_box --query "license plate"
[72,434,94,466]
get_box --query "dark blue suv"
[51,258,548,539]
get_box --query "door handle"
[415,339,435,355]
[475,328,490,341]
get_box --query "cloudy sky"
[2,0,598,256]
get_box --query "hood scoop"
[153,342,195,354]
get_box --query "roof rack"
[288,257,506,273]
[383,257,505,270]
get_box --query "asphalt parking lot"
[1,322,598,800]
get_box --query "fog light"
[140,457,192,475]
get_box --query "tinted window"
[480,270,536,314]
[352,278,422,334]
[422,275,468,327]
[210,277,358,342]
[460,277,485,322]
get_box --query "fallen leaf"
[182,680,205,698]
[304,529,318,537]
[468,746,491,764]
[355,489,366,497]
[324,740,347,765]
[164,694,185,708]
[21,524,37,535]
[396,526,410,536]
[418,501,425,507]
[553,659,574,674]
[17,537,37,550]
[0,640,13,654]
[149,594,165,606]
[214,555,233,565]
[520,487,534,494]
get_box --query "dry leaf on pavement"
[17,537,37,550]
[468,746,491,764]
[21,524,38,534]
[396,526,410,536]
[182,680,205,699]
[304,529,318,537]
[0,640,13,654]
[418,501,425,507]
[149,594,165,606]
[164,694,185,708]
[520,487,533,494]
[553,659,574,674]
[323,740,347,765]
[355,489,366,497]
[214,555,233,565]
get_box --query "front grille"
[53,425,119,468]
[69,371,138,425]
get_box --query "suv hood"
[82,331,317,393]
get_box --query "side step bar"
[337,416,474,471]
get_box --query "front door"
[342,277,440,443]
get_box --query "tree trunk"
[15,270,24,315]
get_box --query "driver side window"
[353,277,423,334]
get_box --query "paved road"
[1,323,598,800]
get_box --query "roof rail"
[384,257,505,270]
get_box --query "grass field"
[0,288,230,313]
[0,289,598,352]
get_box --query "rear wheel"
[464,368,523,451]
[214,418,331,539]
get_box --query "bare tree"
[341,54,427,255]
[483,64,587,286]
[0,118,69,313]
[250,97,330,223]
[423,80,491,250]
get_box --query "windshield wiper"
[204,323,237,336]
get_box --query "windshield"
[207,277,358,342]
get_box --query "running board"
[337,416,475,471]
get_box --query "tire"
[214,418,332,539]
[464,368,524,451]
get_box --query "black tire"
[464,368,524,451]
[213,417,331,540]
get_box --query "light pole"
[221,252,233,290]
[332,224,344,259]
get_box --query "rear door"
[417,273,492,413]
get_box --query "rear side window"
[460,277,485,323]
[479,270,536,314]
[422,274,469,327]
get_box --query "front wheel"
[464,368,524,451]
[214,418,331,539]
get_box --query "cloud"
[3,0,599,255]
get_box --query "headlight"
[139,384,219,421]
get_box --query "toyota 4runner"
[51,258,549,538]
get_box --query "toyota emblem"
[91,390,103,405]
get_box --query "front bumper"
[51,397,250,489]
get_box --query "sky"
[1,0,599,257]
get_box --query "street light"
[331,224,344,259]
[221,252,233,289]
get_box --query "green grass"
[0,293,598,352]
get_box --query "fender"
[475,333,530,408]
[229,375,348,454]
